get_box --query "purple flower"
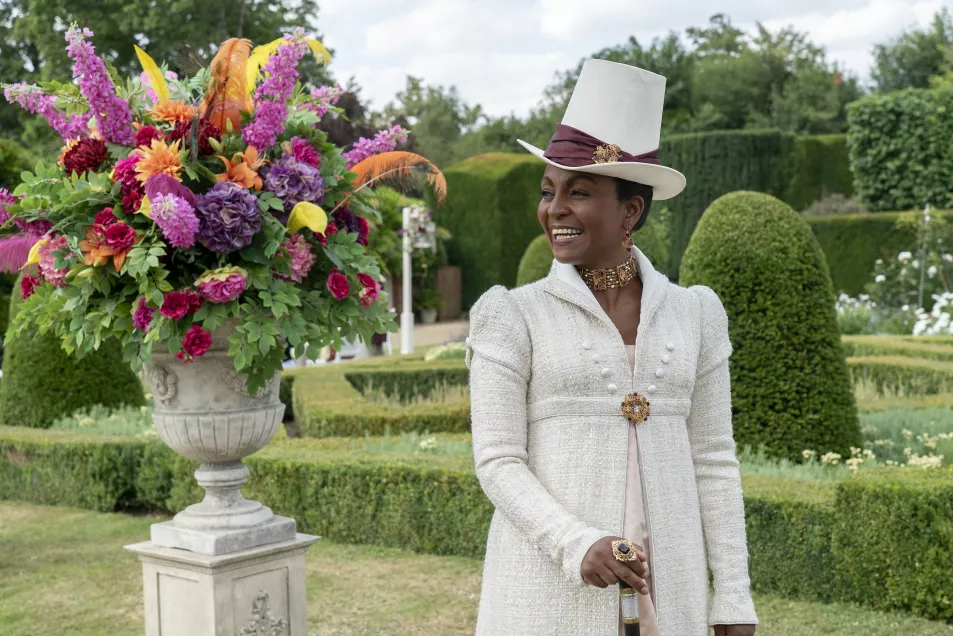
[196,181,261,253]
[242,32,309,150]
[3,83,89,141]
[65,27,134,145]
[0,188,17,226]
[146,174,198,207]
[195,266,248,303]
[132,299,155,332]
[342,125,409,168]
[302,83,343,120]
[151,193,199,248]
[263,155,324,219]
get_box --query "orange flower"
[79,226,141,272]
[151,100,197,123]
[57,139,79,166]
[216,146,266,191]
[135,139,182,182]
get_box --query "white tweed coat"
[465,245,758,635]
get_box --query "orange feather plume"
[200,38,253,133]
[349,151,447,203]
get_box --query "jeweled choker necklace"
[578,256,640,291]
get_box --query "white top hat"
[518,59,686,200]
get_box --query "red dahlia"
[63,138,108,176]
[135,125,163,149]
[165,119,221,156]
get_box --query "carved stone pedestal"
[126,534,319,636]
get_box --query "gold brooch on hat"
[593,143,622,164]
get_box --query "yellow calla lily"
[23,238,48,269]
[137,196,153,219]
[287,201,328,236]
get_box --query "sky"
[315,0,953,118]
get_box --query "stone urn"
[143,323,296,556]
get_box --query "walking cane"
[614,541,641,636]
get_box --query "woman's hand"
[580,536,650,592]
[713,625,756,636]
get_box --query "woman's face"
[537,165,643,268]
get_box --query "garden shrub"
[788,134,854,211]
[680,191,861,462]
[842,335,953,362]
[439,154,547,308]
[847,87,953,212]
[291,357,470,438]
[847,356,953,396]
[0,138,34,188]
[515,234,553,287]
[0,275,145,428]
[3,427,952,623]
[807,210,953,297]
[832,466,953,622]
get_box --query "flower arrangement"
[1,26,446,392]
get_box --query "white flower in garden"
[902,305,910,312]
[79,417,95,427]
[898,251,913,262]
[929,265,938,278]
[850,446,862,457]
[876,259,884,265]
[875,274,886,283]
[912,260,920,269]
[802,449,816,460]
[904,447,913,456]
[906,453,944,468]
[944,254,953,263]
[846,457,863,471]
[820,451,841,465]
[863,449,876,460]
[902,428,913,438]
[419,437,438,452]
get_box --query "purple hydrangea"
[342,125,409,169]
[3,83,88,141]
[65,27,134,145]
[152,193,199,248]
[242,31,309,150]
[195,182,261,253]
[263,155,325,220]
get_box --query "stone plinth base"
[126,534,319,636]
[150,513,297,556]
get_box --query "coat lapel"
[540,245,669,334]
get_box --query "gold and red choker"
[578,256,639,291]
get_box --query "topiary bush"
[0,275,145,428]
[515,234,553,287]
[680,191,861,462]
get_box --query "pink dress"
[618,344,660,636]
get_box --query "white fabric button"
[465,336,471,346]
[601,368,611,378]
[591,354,601,363]
[647,385,657,394]
[655,368,664,378]
[582,341,592,350]
[662,353,671,364]
[666,342,675,351]
[607,383,617,393]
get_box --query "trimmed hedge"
[3,426,952,622]
[833,467,953,622]
[847,356,953,396]
[291,357,470,438]
[788,134,854,211]
[0,275,145,428]
[515,234,553,287]
[665,130,797,276]
[439,153,547,308]
[843,335,953,363]
[847,88,953,212]
[680,191,861,462]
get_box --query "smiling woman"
[466,58,759,636]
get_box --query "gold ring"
[611,539,640,562]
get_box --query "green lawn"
[2,502,952,635]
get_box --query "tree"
[871,9,953,92]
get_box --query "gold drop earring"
[621,226,633,250]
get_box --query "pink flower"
[357,273,380,306]
[139,70,178,106]
[288,137,320,167]
[160,291,192,320]
[243,31,308,150]
[342,125,409,168]
[327,270,349,300]
[176,325,213,363]
[132,299,155,332]
[3,83,88,141]
[94,207,117,231]
[65,27,134,145]
[356,215,369,246]
[279,234,316,282]
[104,222,137,251]
[195,267,248,303]
[150,193,199,248]
[38,236,72,288]
[186,291,203,314]
[302,83,343,119]
[20,274,39,299]
[134,125,163,149]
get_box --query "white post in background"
[401,206,414,355]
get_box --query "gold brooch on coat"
[593,143,623,164]
[621,393,650,425]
